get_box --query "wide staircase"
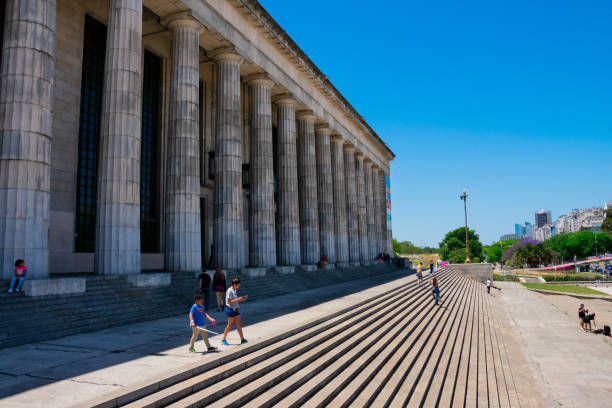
[95,268,535,408]
[0,263,399,349]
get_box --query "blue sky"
[259,0,612,246]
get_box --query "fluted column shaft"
[248,75,276,267]
[212,49,243,269]
[95,0,142,275]
[164,18,203,272]
[275,97,300,265]
[330,137,349,264]
[315,126,335,264]
[364,160,376,259]
[378,170,388,253]
[0,0,55,279]
[297,112,319,265]
[372,167,382,255]
[344,146,359,263]
[355,153,369,263]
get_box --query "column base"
[350,261,361,267]
[23,278,86,297]
[320,263,336,270]
[276,266,296,274]
[361,261,371,266]
[127,273,171,288]
[242,267,267,278]
[336,262,350,268]
[300,264,318,272]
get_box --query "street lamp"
[460,188,471,263]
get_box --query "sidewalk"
[497,282,612,408]
[0,270,411,408]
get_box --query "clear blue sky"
[259,0,612,247]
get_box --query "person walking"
[432,277,440,306]
[416,265,423,286]
[416,263,423,281]
[221,277,248,346]
[188,294,217,352]
[486,278,492,294]
[429,260,434,275]
[212,267,226,311]
[8,259,27,293]
[198,270,212,310]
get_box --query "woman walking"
[212,267,226,311]
[221,276,248,346]
[432,277,441,306]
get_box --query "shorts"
[226,306,240,318]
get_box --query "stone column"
[163,16,204,273]
[378,169,388,254]
[0,0,55,279]
[275,95,300,266]
[364,159,376,259]
[344,145,360,265]
[296,111,319,265]
[315,125,336,265]
[355,152,369,264]
[372,166,383,255]
[95,0,142,275]
[211,48,243,270]
[330,136,349,266]
[247,74,276,267]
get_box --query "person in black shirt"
[198,271,212,311]
[578,304,588,331]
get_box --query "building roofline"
[237,0,395,160]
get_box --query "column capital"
[330,134,345,144]
[315,124,332,134]
[296,110,316,121]
[273,93,296,107]
[209,46,243,64]
[162,12,205,32]
[343,143,356,153]
[364,158,373,167]
[246,73,275,88]
[355,151,365,161]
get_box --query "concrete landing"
[0,270,408,408]
[497,282,612,408]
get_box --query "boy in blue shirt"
[189,294,217,352]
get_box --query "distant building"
[534,224,554,241]
[500,233,523,241]
[605,201,612,210]
[535,210,552,228]
[514,222,533,239]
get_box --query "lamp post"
[460,188,470,263]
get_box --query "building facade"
[534,210,552,228]
[0,0,394,279]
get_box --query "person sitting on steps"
[317,254,329,268]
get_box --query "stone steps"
[0,265,398,348]
[93,267,531,408]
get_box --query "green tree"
[392,238,401,256]
[484,239,520,263]
[512,244,556,267]
[439,227,483,263]
[603,209,612,234]
[544,231,612,260]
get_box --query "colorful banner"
[385,175,392,230]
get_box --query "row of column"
[0,0,389,276]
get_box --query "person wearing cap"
[221,276,248,346]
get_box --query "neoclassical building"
[0,0,393,279]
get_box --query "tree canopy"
[483,239,520,263]
[439,227,483,263]
[392,238,438,256]
[512,244,557,268]
[542,231,612,261]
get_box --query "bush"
[492,273,519,282]
[541,273,602,282]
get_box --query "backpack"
[604,325,611,336]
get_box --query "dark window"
[74,15,106,252]
[140,50,161,252]
[242,163,250,189]
[208,151,215,180]
[199,80,205,185]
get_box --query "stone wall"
[445,263,493,283]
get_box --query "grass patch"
[492,273,519,282]
[521,282,610,296]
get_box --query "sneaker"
[7,289,12,293]
[207,346,217,351]
[240,339,248,344]
[221,339,229,346]
[188,347,196,352]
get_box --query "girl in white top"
[221,276,248,345]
